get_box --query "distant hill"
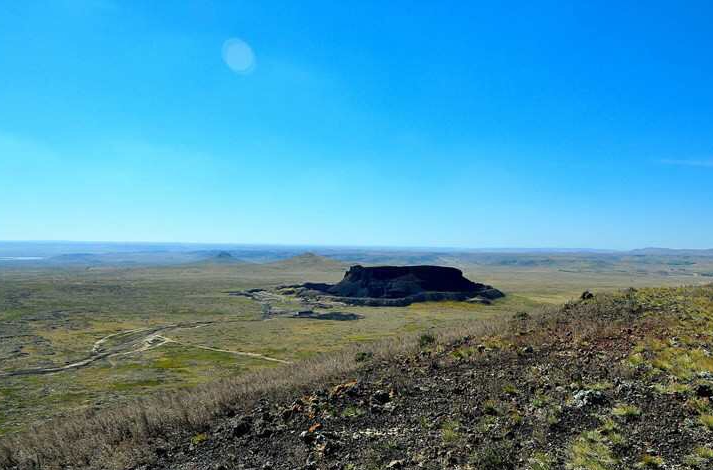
[267,252,346,270]
[629,247,713,256]
[43,251,219,266]
[213,250,234,260]
[4,242,713,269]
[47,253,104,264]
[186,250,246,266]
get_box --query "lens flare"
[222,38,255,74]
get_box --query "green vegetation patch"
[566,429,618,470]
[612,404,641,420]
[635,454,664,468]
[684,447,713,469]
[700,414,713,430]
[528,451,555,470]
[440,418,462,446]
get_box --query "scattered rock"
[228,417,251,437]
[695,382,713,398]
[300,430,315,445]
[580,290,594,300]
[372,390,391,405]
[572,389,606,408]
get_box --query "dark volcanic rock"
[302,265,503,306]
[290,311,362,321]
[328,265,480,298]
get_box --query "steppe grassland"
[0,260,528,434]
[1,254,711,435]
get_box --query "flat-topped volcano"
[300,265,504,306]
[328,265,486,298]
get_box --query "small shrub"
[627,353,646,367]
[476,414,498,433]
[566,430,617,470]
[190,432,208,445]
[355,351,373,362]
[598,417,624,446]
[471,441,515,470]
[509,409,524,425]
[482,399,501,416]
[545,405,562,428]
[653,381,691,395]
[528,451,555,470]
[419,333,436,348]
[514,311,530,321]
[341,405,365,418]
[700,414,713,430]
[607,432,625,447]
[586,381,614,391]
[686,397,710,414]
[440,419,461,445]
[532,393,552,408]
[650,347,713,380]
[635,454,664,468]
[683,447,713,468]
[599,417,618,434]
[450,346,475,360]
[612,404,641,420]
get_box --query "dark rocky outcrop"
[290,310,361,321]
[301,265,503,306]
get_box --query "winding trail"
[91,327,147,354]
[0,320,290,378]
[157,335,291,364]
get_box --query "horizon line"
[1,239,711,253]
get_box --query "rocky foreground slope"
[2,286,712,470]
[133,286,713,470]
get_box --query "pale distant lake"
[0,257,44,260]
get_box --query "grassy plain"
[1,252,712,435]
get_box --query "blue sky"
[0,1,711,249]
